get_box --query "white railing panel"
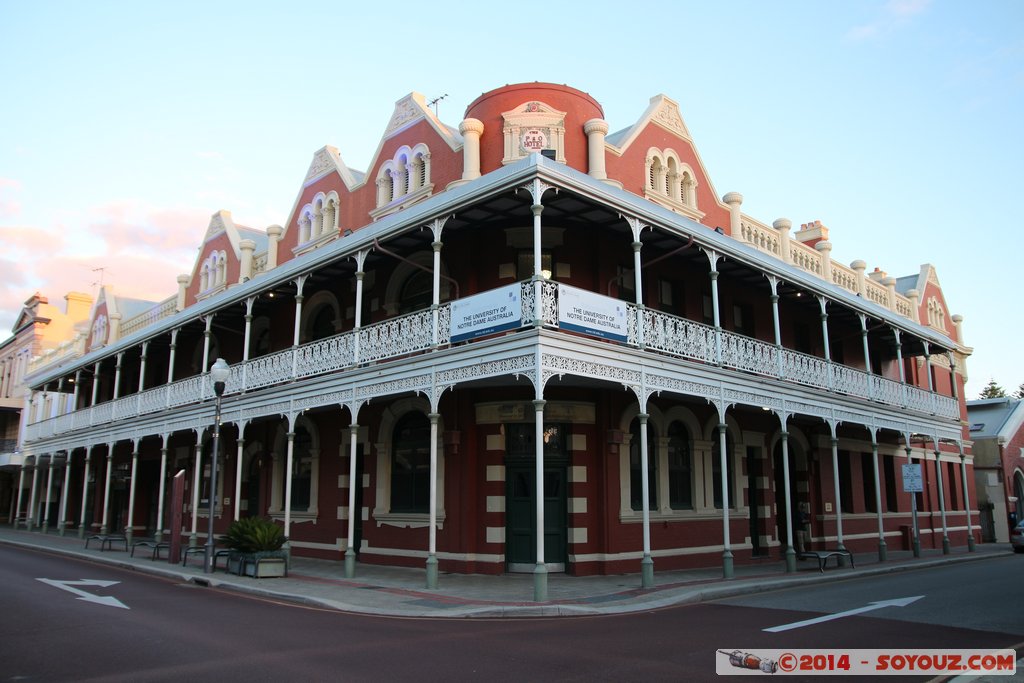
[295,333,356,379]
[780,349,831,390]
[832,363,869,398]
[358,309,434,364]
[639,309,717,364]
[721,332,779,375]
[244,348,294,392]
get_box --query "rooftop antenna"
[427,93,448,117]
[91,266,107,291]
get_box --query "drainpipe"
[372,238,459,300]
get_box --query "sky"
[0,0,1021,398]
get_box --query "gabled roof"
[967,398,1024,441]
[606,94,693,149]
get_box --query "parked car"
[1012,521,1024,553]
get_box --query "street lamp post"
[205,358,229,574]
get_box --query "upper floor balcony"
[23,277,958,445]
[20,157,964,446]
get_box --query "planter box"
[227,551,287,578]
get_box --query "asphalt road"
[2,545,1020,682]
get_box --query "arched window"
[217,251,227,285]
[323,197,337,235]
[680,170,695,206]
[377,166,394,206]
[712,430,735,509]
[668,420,693,509]
[310,305,336,341]
[629,417,657,511]
[312,198,324,239]
[285,425,313,512]
[648,156,663,191]
[399,269,433,314]
[391,412,430,513]
[666,157,679,200]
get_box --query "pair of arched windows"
[627,417,735,512]
[376,145,431,208]
[200,251,228,292]
[298,192,340,244]
[646,150,697,209]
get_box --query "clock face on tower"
[521,128,548,153]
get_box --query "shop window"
[285,426,313,511]
[838,454,853,514]
[667,421,693,509]
[947,462,958,510]
[883,455,899,512]
[861,452,877,513]
[391,412,430,513]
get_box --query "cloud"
[846,0,931,42]
[86,201,209,256]
[0,199,213,338]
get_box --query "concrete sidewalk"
[1,527,1008,618]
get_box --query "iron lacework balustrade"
[26,280,957,442]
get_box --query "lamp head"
[210,357,230,396]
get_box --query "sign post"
[902,463,922,557]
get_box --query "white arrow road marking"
[36,579,130,609]
[763,595,923,633]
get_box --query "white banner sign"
[558,284,628,342]
[450,285,521,343]
[902,464,923,492]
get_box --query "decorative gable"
[647,95,691,140]
[501,101,567,164]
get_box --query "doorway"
[504,423,568,573]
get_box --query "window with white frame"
[927,296,946,331]
[269,419,319,519]
[374,144,432,210]
[373,398,446,527]
[645,148,700,215]
[297,191,340,245]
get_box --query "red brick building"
[15,83,975,597]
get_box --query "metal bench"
[85,534,128,551]
[799,549,854,572]
[130,539,170,560]
[182,545,232,571]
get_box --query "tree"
[1015,383,1024,400]
[978,379,1007,399]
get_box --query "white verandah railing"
[26,281,957,440]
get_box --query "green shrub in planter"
[223,517,285,553]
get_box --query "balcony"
[24,280,957,443]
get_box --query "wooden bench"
[800,549,854,572]
[85,534,128,551]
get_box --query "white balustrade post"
[781,430,796,573]
[100,449,113,535]
[78,449,92,538]
[58,453,72,535]
[426,412,440,589]
[872,440,887,561]
[126,448,139,543]
[42,456,55,533]
[638,413,653,588]
[960,449,975,552]
[155,444,168,542]
[533,398,547,601]
[345,421,359,578]
[934,443,950,554]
